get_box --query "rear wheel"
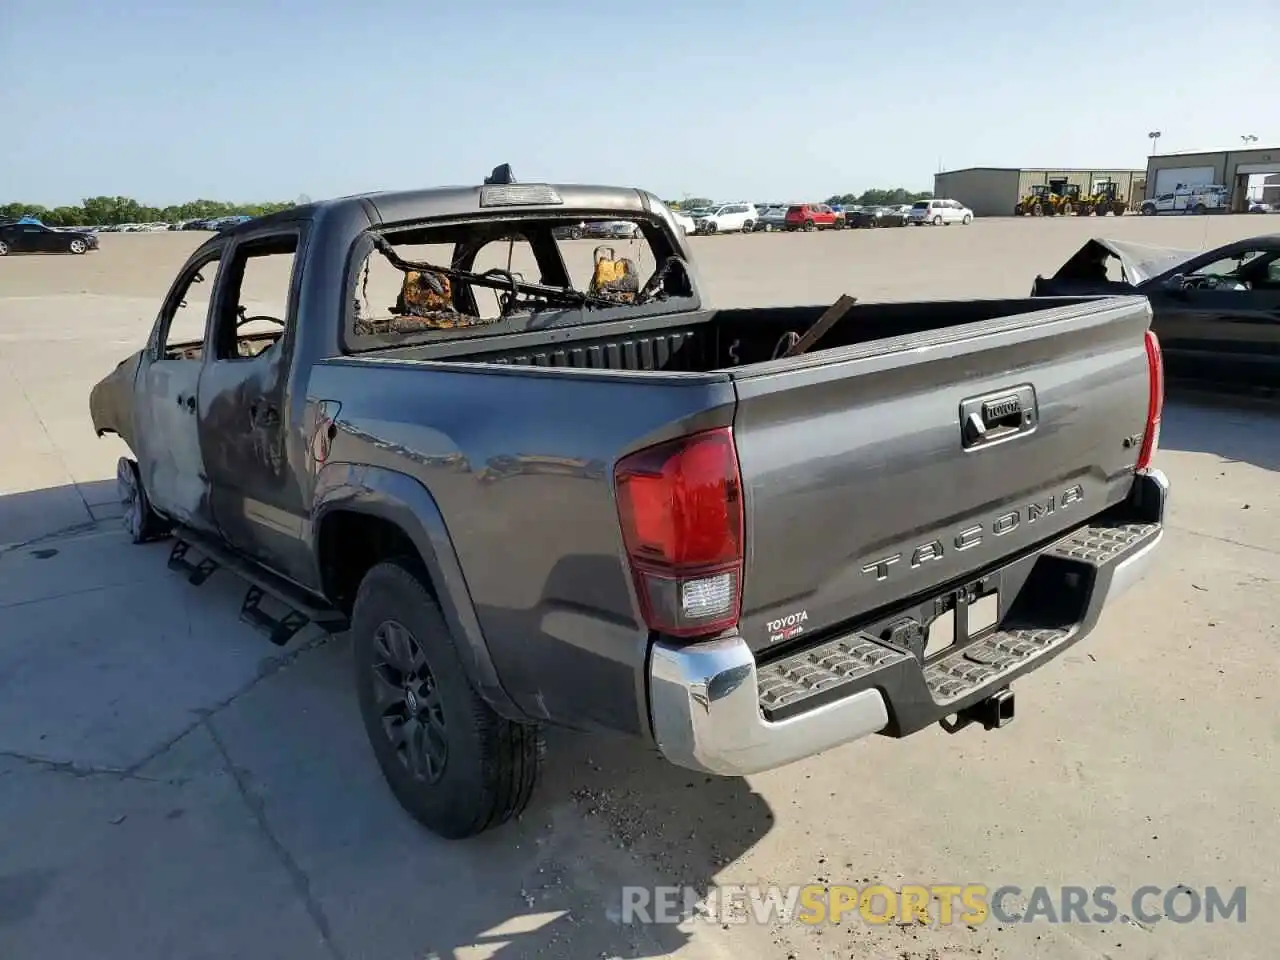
[742,220,755,233]
[353,561,544,839]
[803,219,816,232]
[931,215,943,226]
[117,456,170,544]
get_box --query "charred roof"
[220,179,662,237]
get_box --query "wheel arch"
[311,464,524,721]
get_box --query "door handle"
[960,385,1038,449]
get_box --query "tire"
[0,239,8,256]
[352,561,544,839]
[1031,203,1043,217]
[1193,204,1207,215]
[568,227,583,240]
[117,456,170,544]
[931,215,943,226]
[742,220,755,233]
[68,238,87,254]
[962,214,972,225]
[1141,204,1156,216]
[803,219,815,232]
[704,221,718,235]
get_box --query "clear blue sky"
[2,0,1276,206]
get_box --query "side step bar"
[167,530,348,646]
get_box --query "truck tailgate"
[729,295,1154,651]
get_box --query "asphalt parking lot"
[1,216,1276,960]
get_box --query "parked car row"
[671,200,974,235]
[8,215,262,236]
[550,220,644,241]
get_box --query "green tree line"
[666,188,931,210]
[0,196,297,227]
[825,188,932,206]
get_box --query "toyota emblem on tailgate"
[983,395,1021,422]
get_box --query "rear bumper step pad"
[755,515,1162,731]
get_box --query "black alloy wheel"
[370,619,448,784]
[352,561,544,838]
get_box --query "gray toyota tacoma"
[90,167,1169,838]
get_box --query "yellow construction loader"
[1015,182,1082,216]
[1083,179,1129,216]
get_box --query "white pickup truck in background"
[1139,184,1229,215]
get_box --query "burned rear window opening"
[343,213,695,350]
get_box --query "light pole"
[1240,137,1259,207]
[1147,130,1161,155]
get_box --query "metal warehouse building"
[933,168,1146,217]
[1144,146,1280,212]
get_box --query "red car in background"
[784,203,843,231]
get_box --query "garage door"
[1154,166,1216,195]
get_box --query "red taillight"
[1136,329,1164,471]
[614,428,744,638]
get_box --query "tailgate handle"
[960,385,1037,449]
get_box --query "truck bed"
[369,296,1106,373]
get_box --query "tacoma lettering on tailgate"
[860,484,1084,582]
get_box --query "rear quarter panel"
[308,358,737,735]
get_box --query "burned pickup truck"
[90,166,1169,838]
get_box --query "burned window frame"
[212,227,307,362]
[338,211,695,356]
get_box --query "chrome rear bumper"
[647,469,1168,777]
